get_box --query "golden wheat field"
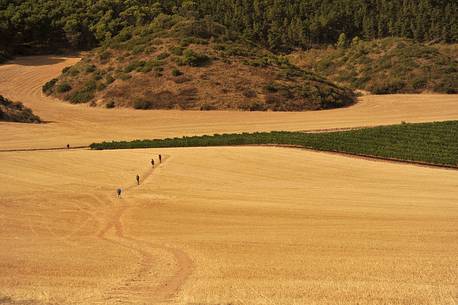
[0,56,458,305]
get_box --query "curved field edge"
[90,120,458,168]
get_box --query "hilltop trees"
[0,0,457,56]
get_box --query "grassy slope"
[0,95,41,123]
[43,15,355,111]
[91,120,458,167]
[291,38,458,94]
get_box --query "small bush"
[56,82,72,93]
[200,103,217,111]
[117,73,132,81]
[433,79,458,94]
[124,60,146,73]
[69,67,80,76]
[412,77,428,90]
[180,37,208,47]
[157,52,170,60]
[182,49,210,67]
[242,89,257,98]
[106,100,116,108]
[133,99,153,109]
[42,78,58,95]
[85,64,96,73]
[68,90,94,103]
[265,83,278,92]
[368,79,406,94]
[68,80,96,103]
[62,66,71,74]
[172,68,183,76]
[131,45,145,55]
[99,50,112,62]
[106,74,115,84]
[170,46,185,56]
[97,82,107,91]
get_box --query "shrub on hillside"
[106,100,116,108]
[412,77,427,90]
[105,74,115,84]
[368,79,406,94]
[182,49,210,67]
[56,82,72,93]
[67,80,96,103]
[85,64,96,73]
[133,99,153,110]
[172,68,183,76]
[434,79,458,94]
[243,89,257,98]
[0,95,41,123]
[42,78,58,95]
[62,66,71,74]
[170,46,185,56]
[99,50,112,62]
[157,52,170,60]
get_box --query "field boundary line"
[256,144,458,171]
[0,146,89,152]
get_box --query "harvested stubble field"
[0,56,458,305]
[1,56,458,150]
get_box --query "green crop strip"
[91,121,458,167]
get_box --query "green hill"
[0,95,41,123]
[292,38,458,94]
[43,16,355,111]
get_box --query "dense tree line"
[197,0,458,50]
[1,0,457,55]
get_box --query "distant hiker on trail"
[159,154,162,163]
[136,174,140,185]
[66,144,70,149]
[116,188,122,198]
[151,159,155,167]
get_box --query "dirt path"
[92,155,192,303]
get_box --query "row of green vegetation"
[90,121,458,167]
[1,0,456,56]
[0,95,41,123]
[294,38,458,94]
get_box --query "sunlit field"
[0,56,457,305]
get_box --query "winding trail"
[92,155,193,303]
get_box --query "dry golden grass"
[1,56,458,150]
[0,56,457,305]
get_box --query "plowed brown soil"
[0,56,457,305]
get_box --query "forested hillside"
[1,0,457,57]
